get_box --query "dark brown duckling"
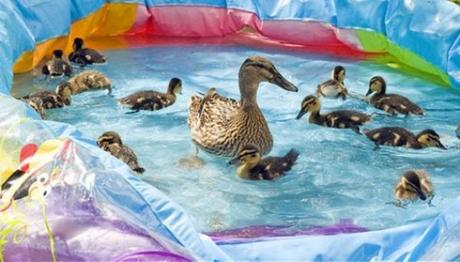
[228,144,299,180]
[364,127,446,150]
[316,65,347,100]
[97,131,145,174]
[60,70,112,95]
[296,95,371,133]
[119,78,182,113]
[366,76,424,116]
[69,38,106,66]
[394,170,434,202]
[22,83,72,110]
[42,49,72,78]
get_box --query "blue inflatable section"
[1,0,460,261]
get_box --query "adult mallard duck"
[364,127,446,150]
[366,76,424,116]
[296,95,371,133]
[119,78,182,113]
[69,38,106,66]
[228,144,299,180]
[188,56,298,158]
[42,49,72,78]
[316,65,347,100]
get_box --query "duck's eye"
[251,154,257,158]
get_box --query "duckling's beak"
[365,88,373,96]
[296,108,307,120]
[406,180,427,201]
[227,157,240,166]
[271,73,298,92]
[435,139,447,150]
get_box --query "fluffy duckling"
[296,95,371,132]
[228,144,299,180]
[394,170,434,203]
[97,131,145,174]
[69,38,106,66]
[59,70,112,95]
[316,65,347,100]
[364,127,446,150]
[42,49,72,78]
[119,78,182,113]
[22,83,72,109]
[366,76,424,116]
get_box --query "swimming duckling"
[316,65,347,100]
[42,49,72,78]
[119,78,182,113]
[296,95,371,132]
[394,170,434,204]
[59,70,112,95]
[97,131,145,174]
[22,83,72,110]
[366,76,424,116]
[69,38,106,66]
[364,127,446,150]
[228,144,299,180]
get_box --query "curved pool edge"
[1,0,460,261]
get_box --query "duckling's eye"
[251,154,256,158]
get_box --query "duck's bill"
[416,188,427,201]
[272,74,298,92]
[295,109,307,120]
[365,88,373,96]
[435,140,447,150]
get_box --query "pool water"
[12,43,460,233]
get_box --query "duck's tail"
[187,88,217,129]
[133,167,145,174]
[284,148,300,166]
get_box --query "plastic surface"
[1,0,460,261]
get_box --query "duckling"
[119,78,182,113]
[296,95,371,133]
[228,144,299,180]
[188,56,298,158]
[316,65,347,100]
[365,76,424,116]
[394,170,434,203]
[22,83,72,110]
[42,49,72,78]
[364,127,446,150]
[97,131,145,174]
[59,70,112,95]
[68,38,106,66]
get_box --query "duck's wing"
[365,127,412,147]
[83,48,106,63]
[188,88,239,129]
[325,110,371,128]
[258,151,299,180]
[120,91,170,111]
[374,95,424,115]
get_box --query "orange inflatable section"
[13,3,137,73]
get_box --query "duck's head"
[366,76,386,96]
[332,65,346,83]
[56,81,72,105]
[73,38,84,51]
[397,170,433,201]
[239,56,298,92]
[53,49,64,59]
[416,129,446,149]
[97,131,123,149]
[167,78,182,95]
[228,144,261,168]
[296,95,320,120]
[26,97,45,119]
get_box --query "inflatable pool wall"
[1,0,460,261]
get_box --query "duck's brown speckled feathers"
[42,50,72,77]
[69,38,106,66]
[62,70,112,95]
[97,131,144,174]
[364,127,445,149]
[22,91,66,109]
[119,78,182,113]
[366,76,424,115]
